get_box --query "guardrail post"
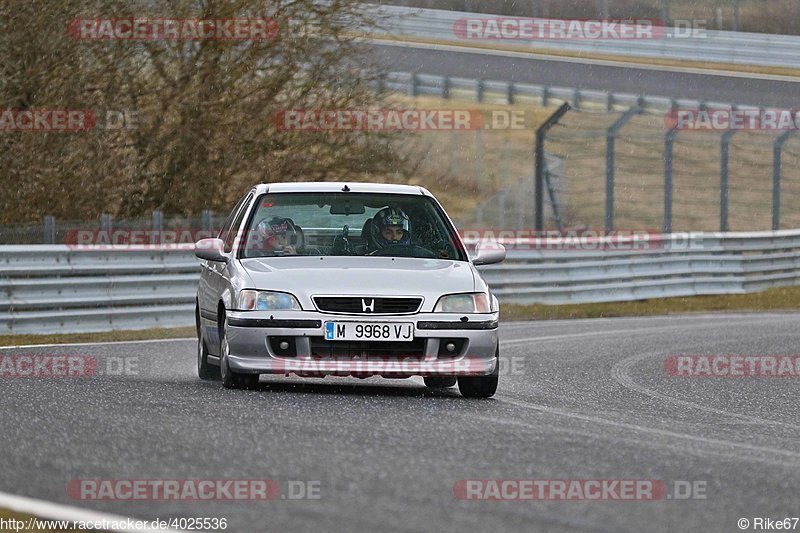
[663,127,678,234]
[534,102,571,231]
[474,129,483,183]
[661,0,671,25]
[43,216,55,244]
[442,76,450,99]
[409,73,418,97]
[100,213,113,237]
[720,130,738,232]
[151,210,163,245]
[773,131,796,231]
[498,190,507,228]
[476,79,485,102]
[506,82,514,105]
[202,210,213,233]
[605,107,641,232]
[376,72,386,95]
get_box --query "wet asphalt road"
[2,312,800,533]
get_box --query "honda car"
[194,182,505,398]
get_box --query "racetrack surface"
[365,41,800,108]
[2,313,799,532]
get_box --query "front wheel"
[457,348,499,399]
[219,314,259,390]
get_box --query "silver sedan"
[194,182,505,398]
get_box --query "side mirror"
[195,238,228,262]
[472,242,506,266]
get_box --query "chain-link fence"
[385,73,800,233]
[543,108,800,232]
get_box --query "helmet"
[373,206,410,247]
[255,216,298,253]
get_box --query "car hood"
[240,256,476,311]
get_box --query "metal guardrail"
[371,4,800,69]
[0,245,199,335]
[2,230,800,334]
[479,230,800,304]
[382,70,757,114]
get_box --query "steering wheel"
[332,225,352,255]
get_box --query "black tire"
[424,376,457,388]
[457,347,499,399]
[219,314,259,390]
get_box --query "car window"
[224,192,253,253]
[239,192,466,261]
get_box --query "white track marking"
[495,394,800,467]
[612,351,800,430]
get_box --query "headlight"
[237,290,301,311]
[434,293,491,313]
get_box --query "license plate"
[324,322,414,342]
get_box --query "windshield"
[239,192,466,261]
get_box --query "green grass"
[0,327,195,347]
[502,286,800,321]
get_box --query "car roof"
[252,182,432,196]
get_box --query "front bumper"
[222,311,499,378]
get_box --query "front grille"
[309,337,426,358]
[313,297,422,315]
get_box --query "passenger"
[254,216,299,255]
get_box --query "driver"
[373,206,411,248]
[254,216,299,255]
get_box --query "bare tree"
[0,0,409,222]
